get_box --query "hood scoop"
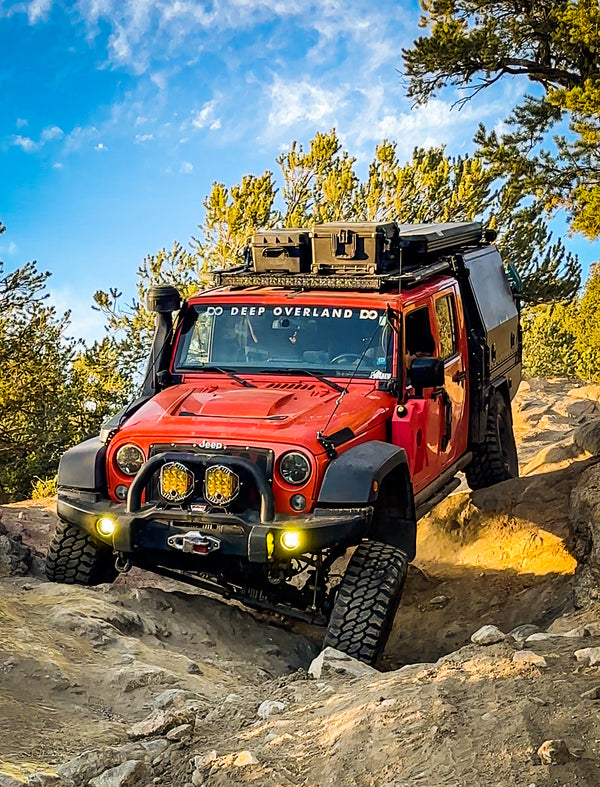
[178,388,297,419]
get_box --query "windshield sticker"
[224,305,380,320]
[370,370,392,380]
[376,357,387,366]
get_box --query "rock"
[308,647,379,680]
[0,531,32,577]
[26,775,60,786]
[128,708,195,739]
[154,689,195,709]
[191,772,204,787]
[57,748,122,784]
[574,647,600,666]
[508,624,540,642]
[525,633,560,642]
[166,723,193,742]
[89,760,150,787]
[581,686,600,699]
[584,622,600,636]
[563,627,589,638]
[109,663,178,692]
[471,625,505,645]
[257,700,286,719]
[233,750,258,767]
[574,418,600,456]
[537,739,571,765]
[0,776,27,786]
[429,595,449,608]
[513,651,547,668]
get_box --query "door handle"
[452,370,467,383]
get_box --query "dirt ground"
[1,378,600,786]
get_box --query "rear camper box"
[459,244,521,396]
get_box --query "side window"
[435,294,458,360]
[405,306,435,358]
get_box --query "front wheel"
[323,541,409,666]
[466,390,519,490]
[45,521,118,586]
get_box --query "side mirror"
[409,357,444,398]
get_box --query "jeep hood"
[117,381,393,455]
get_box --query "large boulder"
[570,461,600,607]
[0,516,31,577]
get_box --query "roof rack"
[214,221,491,293]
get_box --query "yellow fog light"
[280,530,301,551]
[160,461,194,503]
[204,465,239,507]
[96,517,116,537]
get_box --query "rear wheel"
[45,521,118,585]
[323,541,408,666]
[466,390,519,490]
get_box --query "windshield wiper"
[271,368,345,393]
[199,366,256,388]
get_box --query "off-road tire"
[466,390,519,490]
[323,541,409,666]
[45,520,118,585]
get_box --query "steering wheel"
[330,353,362,365]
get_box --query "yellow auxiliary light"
[160,461,194,503]
[280,530,301,551]
[204,465,239,506]
[96,517,116,537]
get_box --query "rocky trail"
[2,379,600,785]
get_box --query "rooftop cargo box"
[251,229,311,274]
[310,222,399,275]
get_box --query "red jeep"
[47,222,521,665]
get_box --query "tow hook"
[115,553,131,573]
[167,531,221,555]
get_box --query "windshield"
[174,303,395,379]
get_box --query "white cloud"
[12,135,37,152]
[135,133,153,143]
[94,142,108,150]
[266,78,345,131]
[62,125,99,153]
[179,161,193,174]
[189,100,221,130]
[9,124,63,152]
[52,162,63,169]
[40,125,64,143]
[27,0,52,23]
[16,118,28,128]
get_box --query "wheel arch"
[318,440,417,559]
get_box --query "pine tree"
[403,0,600,240]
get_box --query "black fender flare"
[58,437,107,492]
[318,440,417,559]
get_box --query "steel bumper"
[57,491,372,563]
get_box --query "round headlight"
[279,451,311,486]
[115,444,145,476]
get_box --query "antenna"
[317,308,398,456]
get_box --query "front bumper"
[57,490,372,564]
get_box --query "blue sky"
[0,0,596,342]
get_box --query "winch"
[167,531,221,555]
